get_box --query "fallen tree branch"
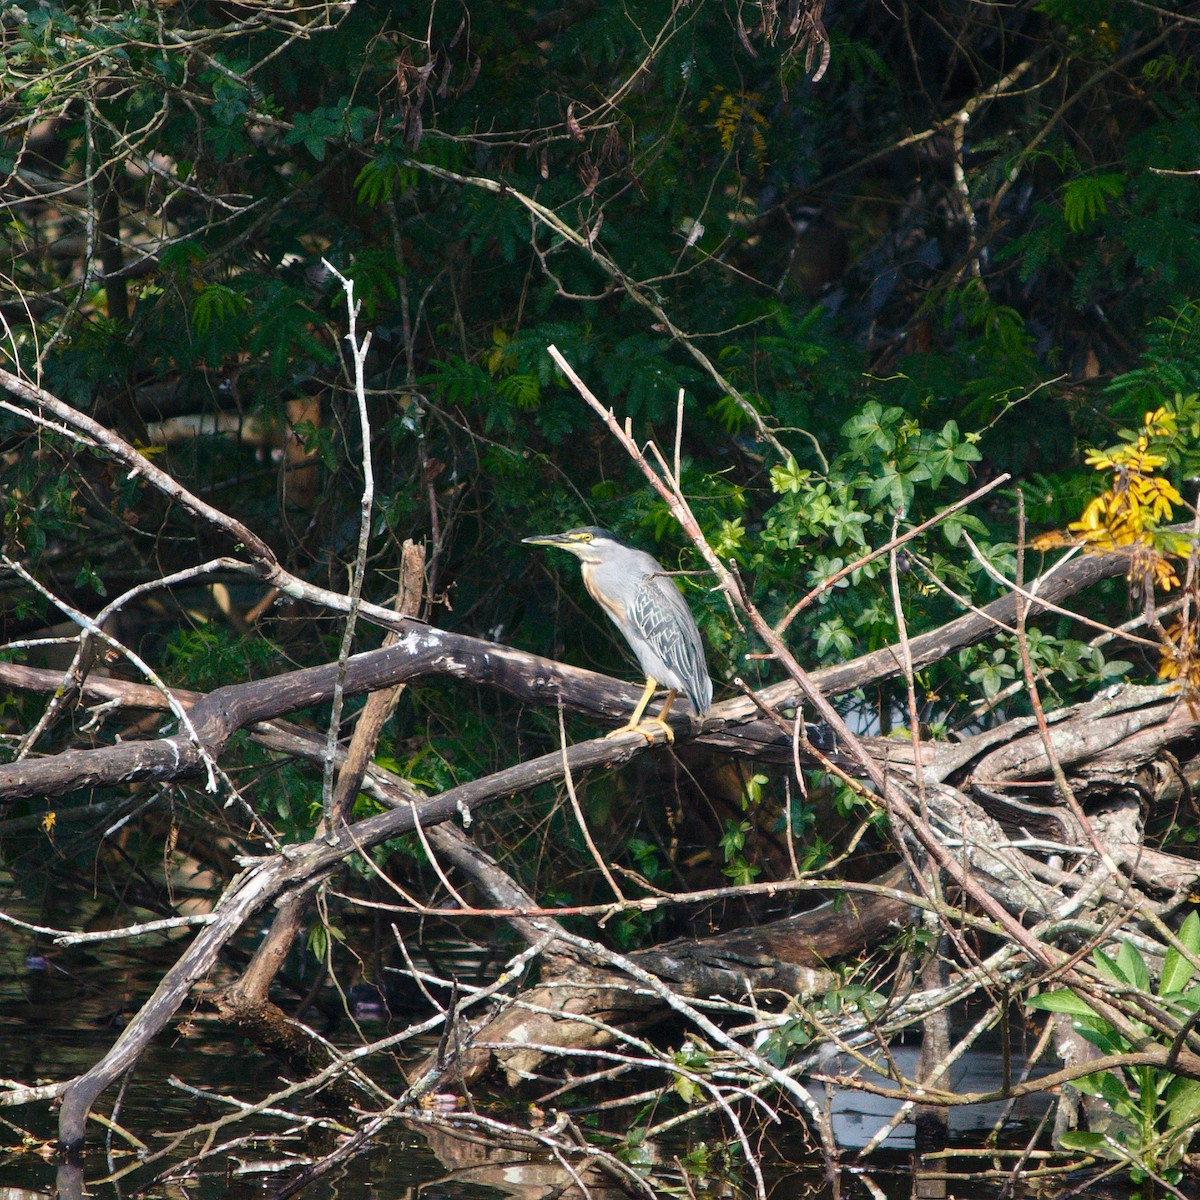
[0,534,1152,802]
[50,729,674,1150]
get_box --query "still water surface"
[1,905,1046,1199]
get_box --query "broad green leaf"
[1164,912,1200,996]
[1164,1075,1200,1133]
[1073,1022,1128,1056]
[1028,989,1096,1017]
[1071,1072,1109,1098]
[1116,940,1151,992]
[769,457,810,495]
[1096,1070,1137,1116]
[1092,947,1128,986]
[1180,910,1200,954]
[1058,1129,1111,1154]
[1163,944,1196,998]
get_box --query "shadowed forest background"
[5,1,1200,1196]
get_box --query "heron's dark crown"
[562,526,619,544]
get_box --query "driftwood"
[7,537,1187,1153]
[3,363,1199,1193]
[0,537,1139,807]
[412,683,1200,1093]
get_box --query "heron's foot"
[606,717,675,745]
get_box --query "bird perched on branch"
[522,526,713,741]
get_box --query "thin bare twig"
[320,261,376,834]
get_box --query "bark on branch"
[0,538,1145,804]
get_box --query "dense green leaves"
[5,9,1200,1189]
[1028,914,1200,1179]
[2,0,1199,937]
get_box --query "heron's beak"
[521,533,572,547]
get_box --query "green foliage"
[822,981,886,1020]
[720,392,1136,722]
[1029,912,1200,1185]
[759,977,886,1068]
[4,2,1195,666]
[190,284,250,336]
[671,1041,713,1105]
[307,918,346,963]
[1062,173,1126,232]
[162,626,282,692]
[2,0,1199,973]
[285,99,375,161]
[760,1013,815,1067]
[720,818,762,885]
[840,404,982,509]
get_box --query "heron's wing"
[629,573,713,713]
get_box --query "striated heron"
[523,526,712,741]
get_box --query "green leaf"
[307,923,328,960]
[285,106,351,161]
[1062,172,1126,232]
[1058,1129,1113,1155]
[1071,1074,1106,1099]
[207,123,248,160]
[1162,918,1199,996]
[1116,940,1150,992]
[940,511,989,547]
[496,372,541,410]
[1092,947,1129,985]
[815,617,854,660]
[1028,989,1096,1017]
[1094,1070,1137,1116]
[920,420,983,487]
[1180,910,1200,954]
[769,457,811,495]
[841,401,904,453]
[74,562,107,597]
[422,356,490,406]
[1073,1022,1128,1056]
[190,283,249,335]
[1164,1075,1200,1133]
[209,74,247,126]
[866,462,919,512]
[355,158,417,207]
[968,657,1015,699]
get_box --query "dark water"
[0,920,525,1197]
[0,901,1052,1200]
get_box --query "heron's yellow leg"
[630,675,658,726]
[607,680,676,744]
[638,690,678,743]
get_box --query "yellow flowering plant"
[1036,402,1200,691]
